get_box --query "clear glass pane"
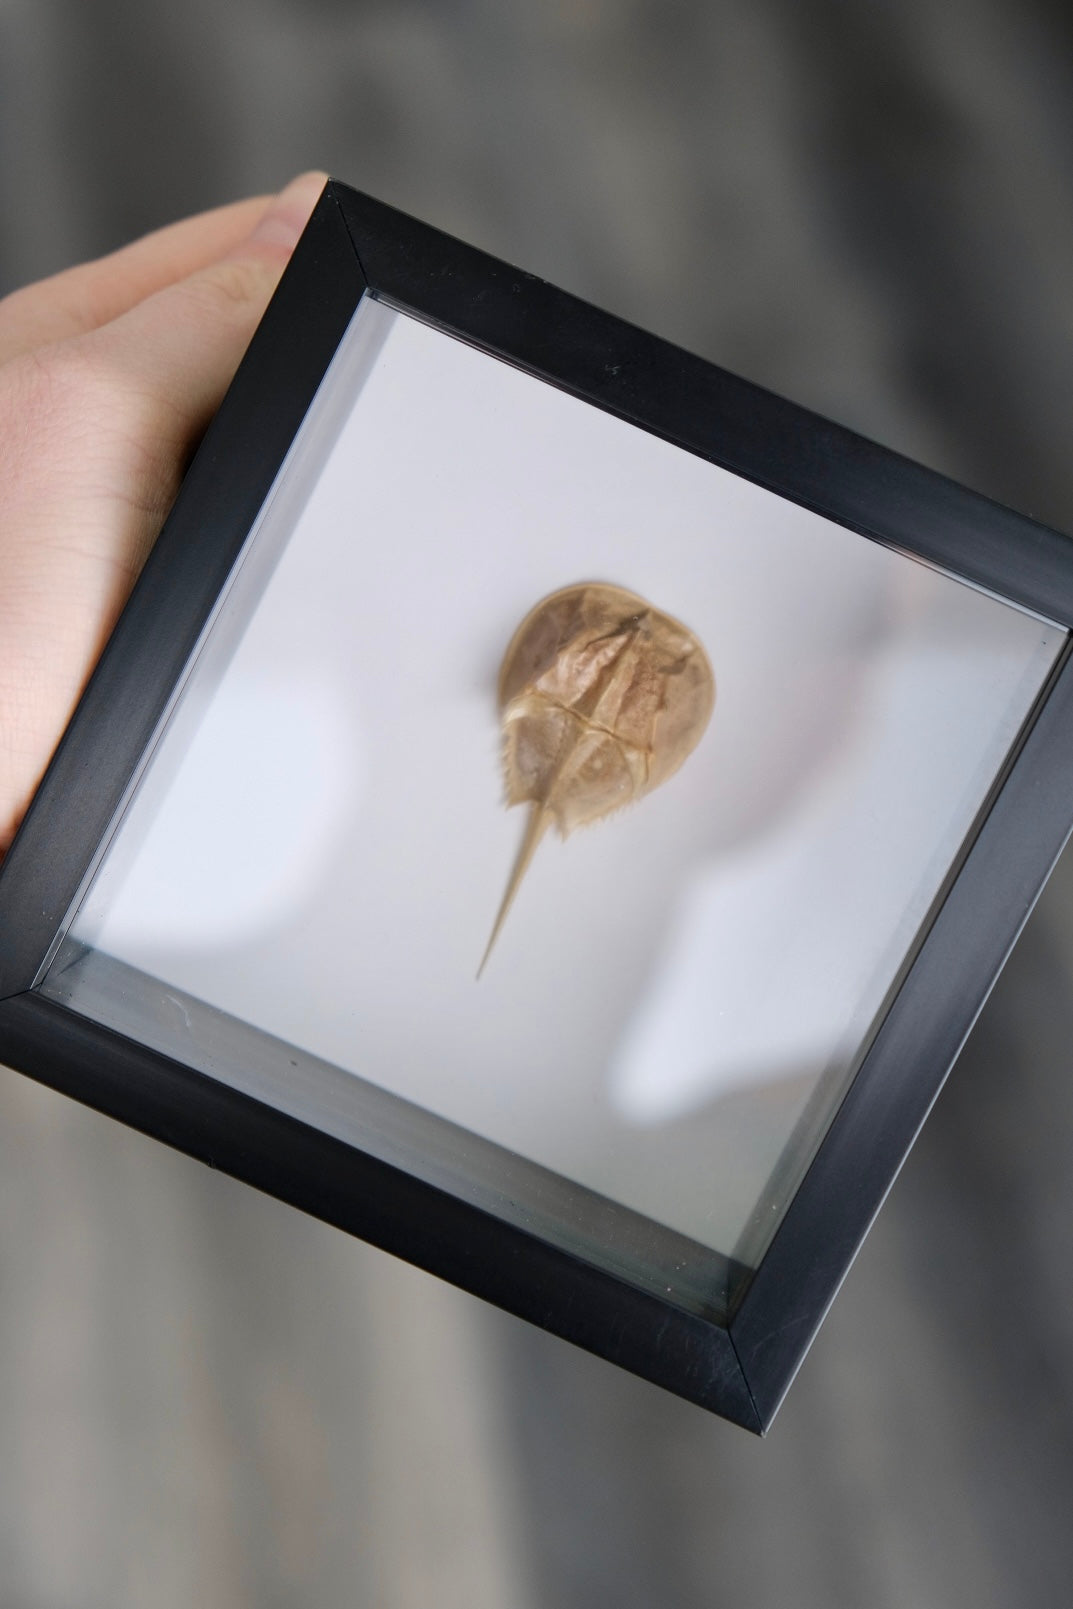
[38,296,1065,1313]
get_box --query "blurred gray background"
[3,0,1073,1604]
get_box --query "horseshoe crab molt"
[479,581,715,976]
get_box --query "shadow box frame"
[2,179,1073,1435]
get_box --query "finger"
[0,192,273,366]
[72,170,328,528]
[0,172,326,851]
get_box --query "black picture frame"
[2,178,1073,1434]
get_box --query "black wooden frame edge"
[731,646,1073,1425]
[331,182,1073,627]
[0,184,368,999]
[0,990,762,1432]
[2,178,1072,1431]
[332,181,1073,1427]
[45,937,748,1321]
[0,181,762,1429]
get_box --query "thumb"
[80,170,327,458]
[0,171,327,852]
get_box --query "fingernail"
[247,171,328,251]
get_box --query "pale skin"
[0,170,328,859]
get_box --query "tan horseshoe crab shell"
[479,581,715,975]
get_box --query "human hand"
[0,170,327,856]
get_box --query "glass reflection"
[38,295,1065,1286]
